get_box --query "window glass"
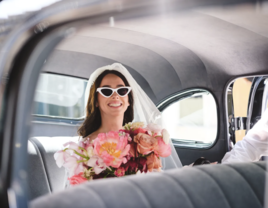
[162,91,217,148]
[33,73,87,119]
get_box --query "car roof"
[40,4,268,103]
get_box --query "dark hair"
[77,70,134,138]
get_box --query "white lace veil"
[85,63,182,170]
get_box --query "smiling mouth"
[108,103,122,107]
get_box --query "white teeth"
[109,103,121,107]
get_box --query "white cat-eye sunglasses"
[96,87,132,98]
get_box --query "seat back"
[27,140,51,199]
[27,136,79,200]
[30,161,266,208]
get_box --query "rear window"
[33,73,87,119]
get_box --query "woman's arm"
[222,110,268,164]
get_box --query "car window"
[33,73,88,119]
[161,90,217,148]
[227,76,267,147]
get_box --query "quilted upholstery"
[30,161,266,208]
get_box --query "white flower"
[87,156,108,174]
[162,129,170,144]
[131,122,144,129]
[123,122,132,130]
[54,150,65,168]
[86,146,94,158]
[146,123,162,135]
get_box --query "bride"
[77,63,182,171]
[59,62,267,185]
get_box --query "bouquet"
[54,122,171,186]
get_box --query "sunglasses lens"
[101,89,113,97]
[117,88,129,96]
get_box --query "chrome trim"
[32,114,85,121]
[224,78,235,151]
[262,79,268,115]
[172,139,213,149]
[246,77,263,131]
[32,120,81,126]
[157,88,207,108]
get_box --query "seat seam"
[165,173,196,208]
[226,164,263,207]
[125,179,152,208]
[250,162,266,171]
[28,138,52,193]
[196,168,232,208]
[84,187,107,208]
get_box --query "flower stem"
[67,148,89,160]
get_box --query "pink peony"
[114,167,125,177]
[68,172,88,185]
[93,131,130,168]
[154,137,172,157]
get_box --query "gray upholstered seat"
[28,140,51,199]
[30,161,266,208]
[27,136,79,199]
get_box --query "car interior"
[0,0,267,208]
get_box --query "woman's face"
[97,73,130,117]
